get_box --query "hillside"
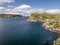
[28,13,60,22]
[0,14,22,18]
[28,13,60,45]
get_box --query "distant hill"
[0,14,22,18]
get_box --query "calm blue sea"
[0,17,57,45]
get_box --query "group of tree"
[29,13,60,22]
[0,14,22,18]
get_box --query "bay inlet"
[0,17,57,45]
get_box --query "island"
[28,13,60,45]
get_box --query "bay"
[0,17,57,45]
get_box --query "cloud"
[0,7,5,14]
[5,4,32,16]
[4,0,14,3]
[46,9,60,14]
[0,7,4,9]
[9,4,44,16]
[0,4,60,16]
[26,8,45,14]
[0,0,15,5]
[14,4,31,10]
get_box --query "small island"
[28,13,60,45]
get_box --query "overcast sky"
[0,0,60,16]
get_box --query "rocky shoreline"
[42,24,60,37]
[42,20,60,35]
[27,13,60,45]
[27,19,60,37]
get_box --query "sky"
[0,0,60,16]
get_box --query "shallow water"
[0,17,57,45]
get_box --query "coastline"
[27,19,60,37]
[27,19,60,45]
[0,14,22,18]
[42,23,60,37]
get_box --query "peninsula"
[0,14,22,18]
[28,13,60,45]
[28,13,60,32]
